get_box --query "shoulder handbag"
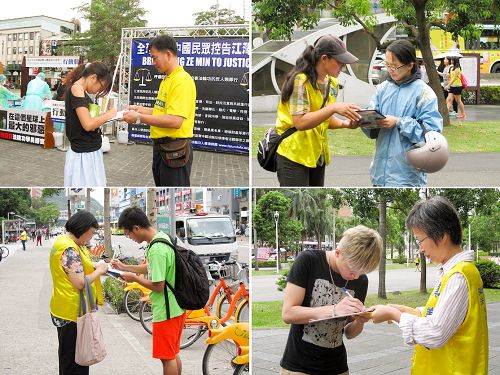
[257,78,332,172]
[75,277,107,366]
[460,73,468,88]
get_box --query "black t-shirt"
[65,88,102,153]
[280,250,368,375]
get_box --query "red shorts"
[152,313,186,360]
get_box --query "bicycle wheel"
[216,294,240,325]
[233,364,249,375]
[139,301,153,335]
[124,289,142,321]
[0,246,9,258]
[180,324,205,349]
[202,340,238,375]
[234,300,249,323]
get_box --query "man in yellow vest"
[123,34,196,187]
[20,227,27,251]
[370,196,488,375]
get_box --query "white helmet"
[406,130,448,173]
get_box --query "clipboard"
[308,308,375,323]
[356,109,386,129]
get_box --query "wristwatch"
[135,112,141,124]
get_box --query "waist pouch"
[154,138,191,168]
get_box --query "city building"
[0,16,76,84]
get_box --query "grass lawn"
[252,288,500,329]
[251,122,500,158]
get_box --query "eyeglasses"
[383,61,407,72]
[415,236,429,247]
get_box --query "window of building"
[7,47,11,55]
[13,34,17,41]
[7,34,12,41]
[29,46,34,54]
[24,47,28,54]
[18,33,22,40]
[30,32,34,40]
[18,47,22,54]
[12,48,16,55]
[24,33,28,40]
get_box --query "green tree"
[41,188,64,198]
[253,191,303,269]
[35,204,60,227]
[0,189,31,219]
[194,4,245,25]
[73,0,147,65]
[253,0,500,126]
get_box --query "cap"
[314,35,359,64]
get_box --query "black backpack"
[148,234,210,319]
[257,79,331,172]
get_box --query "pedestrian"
[370,196,488,375]
[362,40,443,187]
[36,228,43,246]
[415,255,420,272]
[280,225,383,375]
[20,227,27,251]
[53,71,68,101]
[437,58,457,114]
[0,74,21,109]
[122,34,196,187]
[111,207,185,375]
[418,59,429,84]
[63,62,116,187]
[23,72,52,111]
[49,210,108,375]
[271,34,362,187]
[445,57,466,119]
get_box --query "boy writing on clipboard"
[280,226,383,375]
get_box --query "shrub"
[252,260,277,268]
[392,256,407,264]
[463,86,500,105]
[475,260,500,288]
[276,270,289,291]
[103,277,125,313]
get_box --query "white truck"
[174,213,237,274]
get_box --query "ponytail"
[281,45,319,103]
[64,62,112,100]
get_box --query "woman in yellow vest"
[49,210,108,375]
[20,227,28,251]
[370,197,488,375]
[445,57,466,119]
[275,34,363,186]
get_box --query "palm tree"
[284,189,318,251]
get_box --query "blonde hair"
[338,225,382,274]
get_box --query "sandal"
[456,114,466,119]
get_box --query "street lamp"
[274,211,279,274]
[8,212,15,220]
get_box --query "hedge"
[463,86,500,105]
[475,260,500,288]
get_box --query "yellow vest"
[49,235,103,322]
[276,74,338,168]
[151,65,196,139]
[450,68,462,86]
[20,230,27,240]
[412,261,488,375]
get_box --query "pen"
[342,287,353,298]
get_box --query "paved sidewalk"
[253,302,500,374]
[0,241,208,375]
[0,139,248,187]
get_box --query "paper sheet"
[308,308,375,323]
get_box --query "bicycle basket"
[226,263,241,281]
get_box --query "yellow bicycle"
[202,322,249,375]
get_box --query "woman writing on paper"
[64,62,116,187]
[274,35,363,187]
[362,40,443,187]
[49,210,108,375]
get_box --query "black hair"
[148,34,178,55]
[386,40,418,74]
[281,45,319,103]
[118,207,151,231]
[65,210,98,239]
[406,196,462,246]
[64,62,112,99]
[450,57,462,71]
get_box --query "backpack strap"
[148,235,176,320]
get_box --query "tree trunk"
[414,2,450,127]
[104,188,112,258]
[86,188,91,211]
[378,195,387,299]
[420,251,427,294]
[253,188,259,271]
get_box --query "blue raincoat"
[0,84,20,109]
[23,74,52,111]
[362,70,443,187]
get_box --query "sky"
[1,0,250,30]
